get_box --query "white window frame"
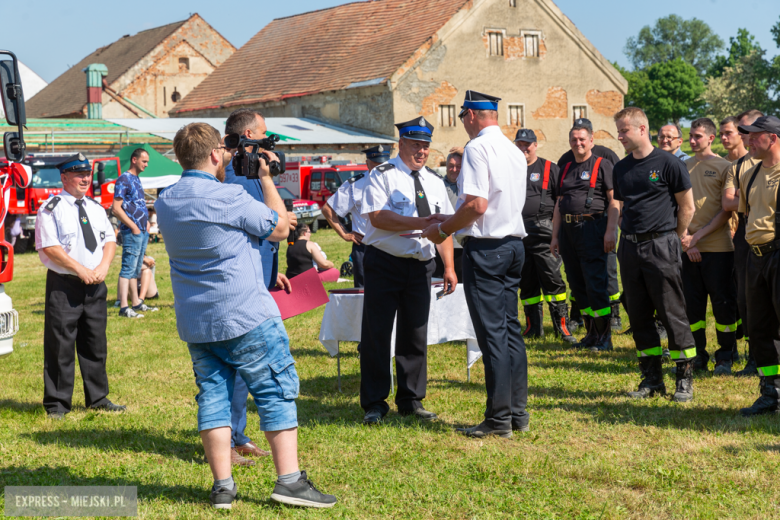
[439,104,457,128]
[520,30,542,58]
[507,104,525,127]
[572,105,588,123]
[484,29,506,57]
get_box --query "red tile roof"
[171,0,471,114]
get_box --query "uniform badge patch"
[81,216,89,225]
[417,190,425,199]
[530,173,541,182]
[649,171,660,182]
[100,231,106,240]
[580,171,591,181]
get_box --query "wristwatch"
[438,223,450,239]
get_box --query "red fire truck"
[3,154,119,253]
[0,50,32,357]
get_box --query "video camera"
[224,133,286,178]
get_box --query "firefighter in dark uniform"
[611,108,697,403]
[359,117,457,425]
[322,145,391,288]
[34,154,126,419]
[514,129,575,344]
[550,121,620,352]
[557,118,622,330]
[736,116,780,416]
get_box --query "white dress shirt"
[327,173,369,235]
[35,191,116,275]
[456,125,527,239]
[361,156,454,260]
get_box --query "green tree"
[625,15,724,78]
[640,58,705,128]
[704,50,777,121]
[612,62,649,109]
[709,28,762,78]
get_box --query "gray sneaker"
[270,471,337,508]
[210,483,237,510]
[119,307,144,319]
[133,302,158,313]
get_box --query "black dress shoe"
[399,408,438,421]
[47,412,65,420]
[362,408,385,425]
[511,413,530,432]
[89,401,127,412]
[456,421,512,438]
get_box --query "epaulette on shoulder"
[85,196,101,204]
[376,163,395,173]
[43,196,61,212]
[348,173,365,184]
[424,166,436,175]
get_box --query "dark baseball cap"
[572,118,593,131]
[514,129,537,143]
[738,115,780,136]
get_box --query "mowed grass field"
[1,228,778,519]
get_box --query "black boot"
[735,354,758,378]
[522,303,544,339]
[739,377,780,417]
[569,301,583,333]
[627,356,666,398]
[589,316,614,352]
[549,302,576,344]
[672,360,694,402]
[573,316,596,349]
[610,302,622,330]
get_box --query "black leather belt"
[563,212,605,223]
[750,240,780,257]
[623,230,675,243]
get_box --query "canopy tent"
[116,143,183,189]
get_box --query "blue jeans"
[119,230,149,279]
[230,374,251,447]
[188,317,299,432]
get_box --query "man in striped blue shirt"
[156,123,336,510]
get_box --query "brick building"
[27,14,234,119]
[170,0,628,164]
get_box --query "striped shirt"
[155,170,280,343]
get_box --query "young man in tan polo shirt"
[736,115,780,416]
[681,118,737,374]
[722,110,764,377]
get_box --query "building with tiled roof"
[27,14,235,119]
[171,0,628,163]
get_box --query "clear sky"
[5,0,779,83]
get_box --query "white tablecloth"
[318,284,483,368]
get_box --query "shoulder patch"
[424,166,436,175]
[348,173,365,184]
[44,196,61,211]
[376,163,395,173]
[85,196,101,204]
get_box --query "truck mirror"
[96,162,106,186]
[3,132,24,162]
[0,58,26,127]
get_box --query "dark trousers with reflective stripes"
[43,271,110,414]
[520,219,566,304]
[617,234,695,359]
[463,236,527,430]
[352,242,367,288]
[733,219,749,342]
[360,246,434,414]
[558,218,611,317]
[745,249,780,377]
[608,251,620,302]
[681,251,737,363]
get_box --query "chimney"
[83,64,108,119]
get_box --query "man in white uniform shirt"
[359,117,457,425]
[424,91,528,438]
[35,153,125,420]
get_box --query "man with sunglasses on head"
[36,153,125,420]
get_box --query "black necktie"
[411,171,431,217]
[75,199,98,253]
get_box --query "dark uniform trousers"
[745,249,780,376]
[351,242,367,288]
[559,217,611,318]
[608,252,620,305]
[43,270,110,413]
[733,218,749,341]
[618,233,696,360]
[520,218,566,304]
[433,248,464,283]
[681,251,737,363]
[462,236,527,430]
[360,246,434,414]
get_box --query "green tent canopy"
[116,143,183,189]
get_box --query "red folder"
[269,268,330,320]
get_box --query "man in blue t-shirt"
[113,148,158,318]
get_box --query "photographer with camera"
[156,123,336,510]
[223,109,298,467]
